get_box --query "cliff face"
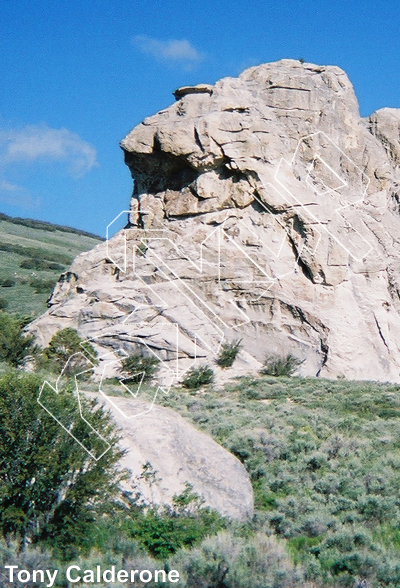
[29,59,400,382]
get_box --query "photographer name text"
[4,565,180,585]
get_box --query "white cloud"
[133,35,204,65]
[0,180,40,209]
[0,124,98,177]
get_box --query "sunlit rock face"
[30,59,400,382]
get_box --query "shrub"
[0,298,8,310]
[216,339,242,368]
[182,365,214,389]
[124,476,224,559]
[20,258,64,271]
[29,278,56,294]
[44,327,97,376]
[0,312,37,367]
[124,505,224,560]
[260,354,303,377]
[0,539,53,587]
[121,354,160,383]
[136,242,148,257]
[171,532,308,588]
[0,277,15,287]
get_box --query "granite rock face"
[29,59,400,384]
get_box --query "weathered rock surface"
[87,393,253,520]
[28,59,400,382]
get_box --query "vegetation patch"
[182,365,214,389]
[159,375,400,587]
[216,339,242,368]
[0,372,124,560]
[29,277,57,294]
[0,277,16,288]
[261,353,304,376]
[0,214,102,317]
[41,327,98,376]
[0,242,72,266]
[0,312,37,367]
[0,212,103,240]
[121,354,160,384]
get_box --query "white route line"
[97,357,173,420]
[38,357,112,461]
[272,131,373,262]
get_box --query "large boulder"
[89,393,253,521]
[28,59,400,382]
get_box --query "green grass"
[0,216,102,317]
[155,375,400,586]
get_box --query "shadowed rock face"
[29,59,400,385]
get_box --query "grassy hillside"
[157,376,400,586]
[51,369,400,586]
[0,213,103,317]
[3,362,398,586]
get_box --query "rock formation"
[87,393,253,520]
[29,59,400,383]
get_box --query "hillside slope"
[159,375,400,586]
[0,213,102,317]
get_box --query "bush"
[136,242,148,257]
[0,539,53,588]
[44,328,97,376]
[0,298,8,310]
[0,312,37,367]
[20,258,64,271]
[29,278,56,294]
[171,532,309,588]
[182,365,214,389]
[0,277,15,288]
[216,339,242,368]
[121,354,160,384]
[260,354,303,377]
[124,484,224,559]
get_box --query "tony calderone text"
[4,565,180,585]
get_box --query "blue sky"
[0,0,399,237]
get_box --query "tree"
[0,312,37,367]
[0,372,125,558]
[44,328,97,376]
[121,354,160,384]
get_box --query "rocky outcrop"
[173,83,213,100]
[28,59,400,382]
[88,393,253,520]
